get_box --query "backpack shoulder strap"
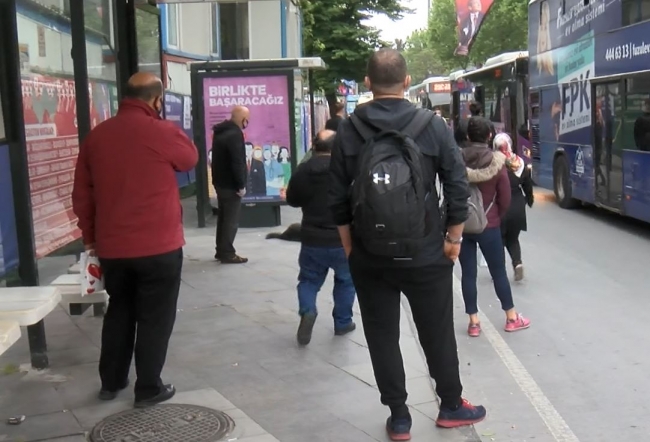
[401,110,435,139]
[350,114,377,142]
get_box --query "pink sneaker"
[505,314,530,332]
[468,323,481,337]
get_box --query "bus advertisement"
[529,0,650,222]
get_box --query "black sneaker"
[436,398,486,428]
[386,415,412,441]
[134,384,176,408]
[98,379,129,401]
[334,321,356,336]
[297,314,317,346]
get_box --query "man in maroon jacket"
[72,72,198,408]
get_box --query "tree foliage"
[427,0,528,71]
[401,30,446,85]
[299,0,407,98]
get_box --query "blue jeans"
[458,227,515,315]
[297,245,356,330]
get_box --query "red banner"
[22,75,112,258]
[454,0,494,56]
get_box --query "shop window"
[84,0,118,121]
[210,3,219,57]
[622,0,650,26]
[136,4,162,79]
[219,2,249,60]
[167,4,179,48]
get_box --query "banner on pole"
[454,0,494,56]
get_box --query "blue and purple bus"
[450,52,533,162]
[529,0,650,222]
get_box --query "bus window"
[483,83,502,123]
[625,74,650,152]
[622,0,650,26]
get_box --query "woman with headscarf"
[493,133,534,281]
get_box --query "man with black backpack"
[329,49,486,440]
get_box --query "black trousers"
[215,188,242,258]
[349,258,463,410]
[99,248,183,401]
[502,227,522,267]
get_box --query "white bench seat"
[0,320,21,357]
[0,287,61,326]
[50,274,108,317]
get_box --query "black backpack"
[349,110,435,258]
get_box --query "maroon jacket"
[72,99,198,259]
[461,142,511,229]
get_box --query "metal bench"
[0,286,61,368]
[50,274,107,316]
[0,320,21,357]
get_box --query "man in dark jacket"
[328,49,486,440]
[211,106,249,264]
[286,129,356,346]
[72,72,198,407]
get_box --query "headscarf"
[493,133,524,177]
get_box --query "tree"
[402,30,446,85]
[299,0,407,109]
[426,0,528,70]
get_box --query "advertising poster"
[22,75,113,258]
[0,144,19,278]
[202,74,292,203]
[165,92,192,188]
[454,0,494,56]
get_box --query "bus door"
[451,90,460,129]
[593,81,624,209]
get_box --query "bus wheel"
[553,156,578,209]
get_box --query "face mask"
[242,119,249,130]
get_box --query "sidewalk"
[0,198,481,442]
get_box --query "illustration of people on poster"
[203,74,292,203]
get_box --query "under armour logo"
[373,173,390,184]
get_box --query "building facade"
[0,0,303,285]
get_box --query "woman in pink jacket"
[458,117,531,337]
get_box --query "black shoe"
[98,379,130,401]
[297,314,317,346]
[335,321,356,336]
[134,384,176,408]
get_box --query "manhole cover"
[89,404,235,442]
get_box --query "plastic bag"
[80,252,104,296]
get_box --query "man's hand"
[236,188,246,198]
[444,241,461,261]
[343,244,352,258]
[337,225,353,259]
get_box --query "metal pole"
[192,67,208,228]
[0,0,47,369]
[115,0,139,97]
[308,70,316,138]
[70,0,92,142]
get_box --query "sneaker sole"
[435,415,486,428]
[504,323,531,333]
[297,316,316,346]
[514,266,524,281]
[386,430,411,441]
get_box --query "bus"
[409,76,452,115]
[450,51,532,162]
[529,0,650,222]
[449,69,475,131]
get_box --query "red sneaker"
[505,313,531,332]
[468,323,481,337]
